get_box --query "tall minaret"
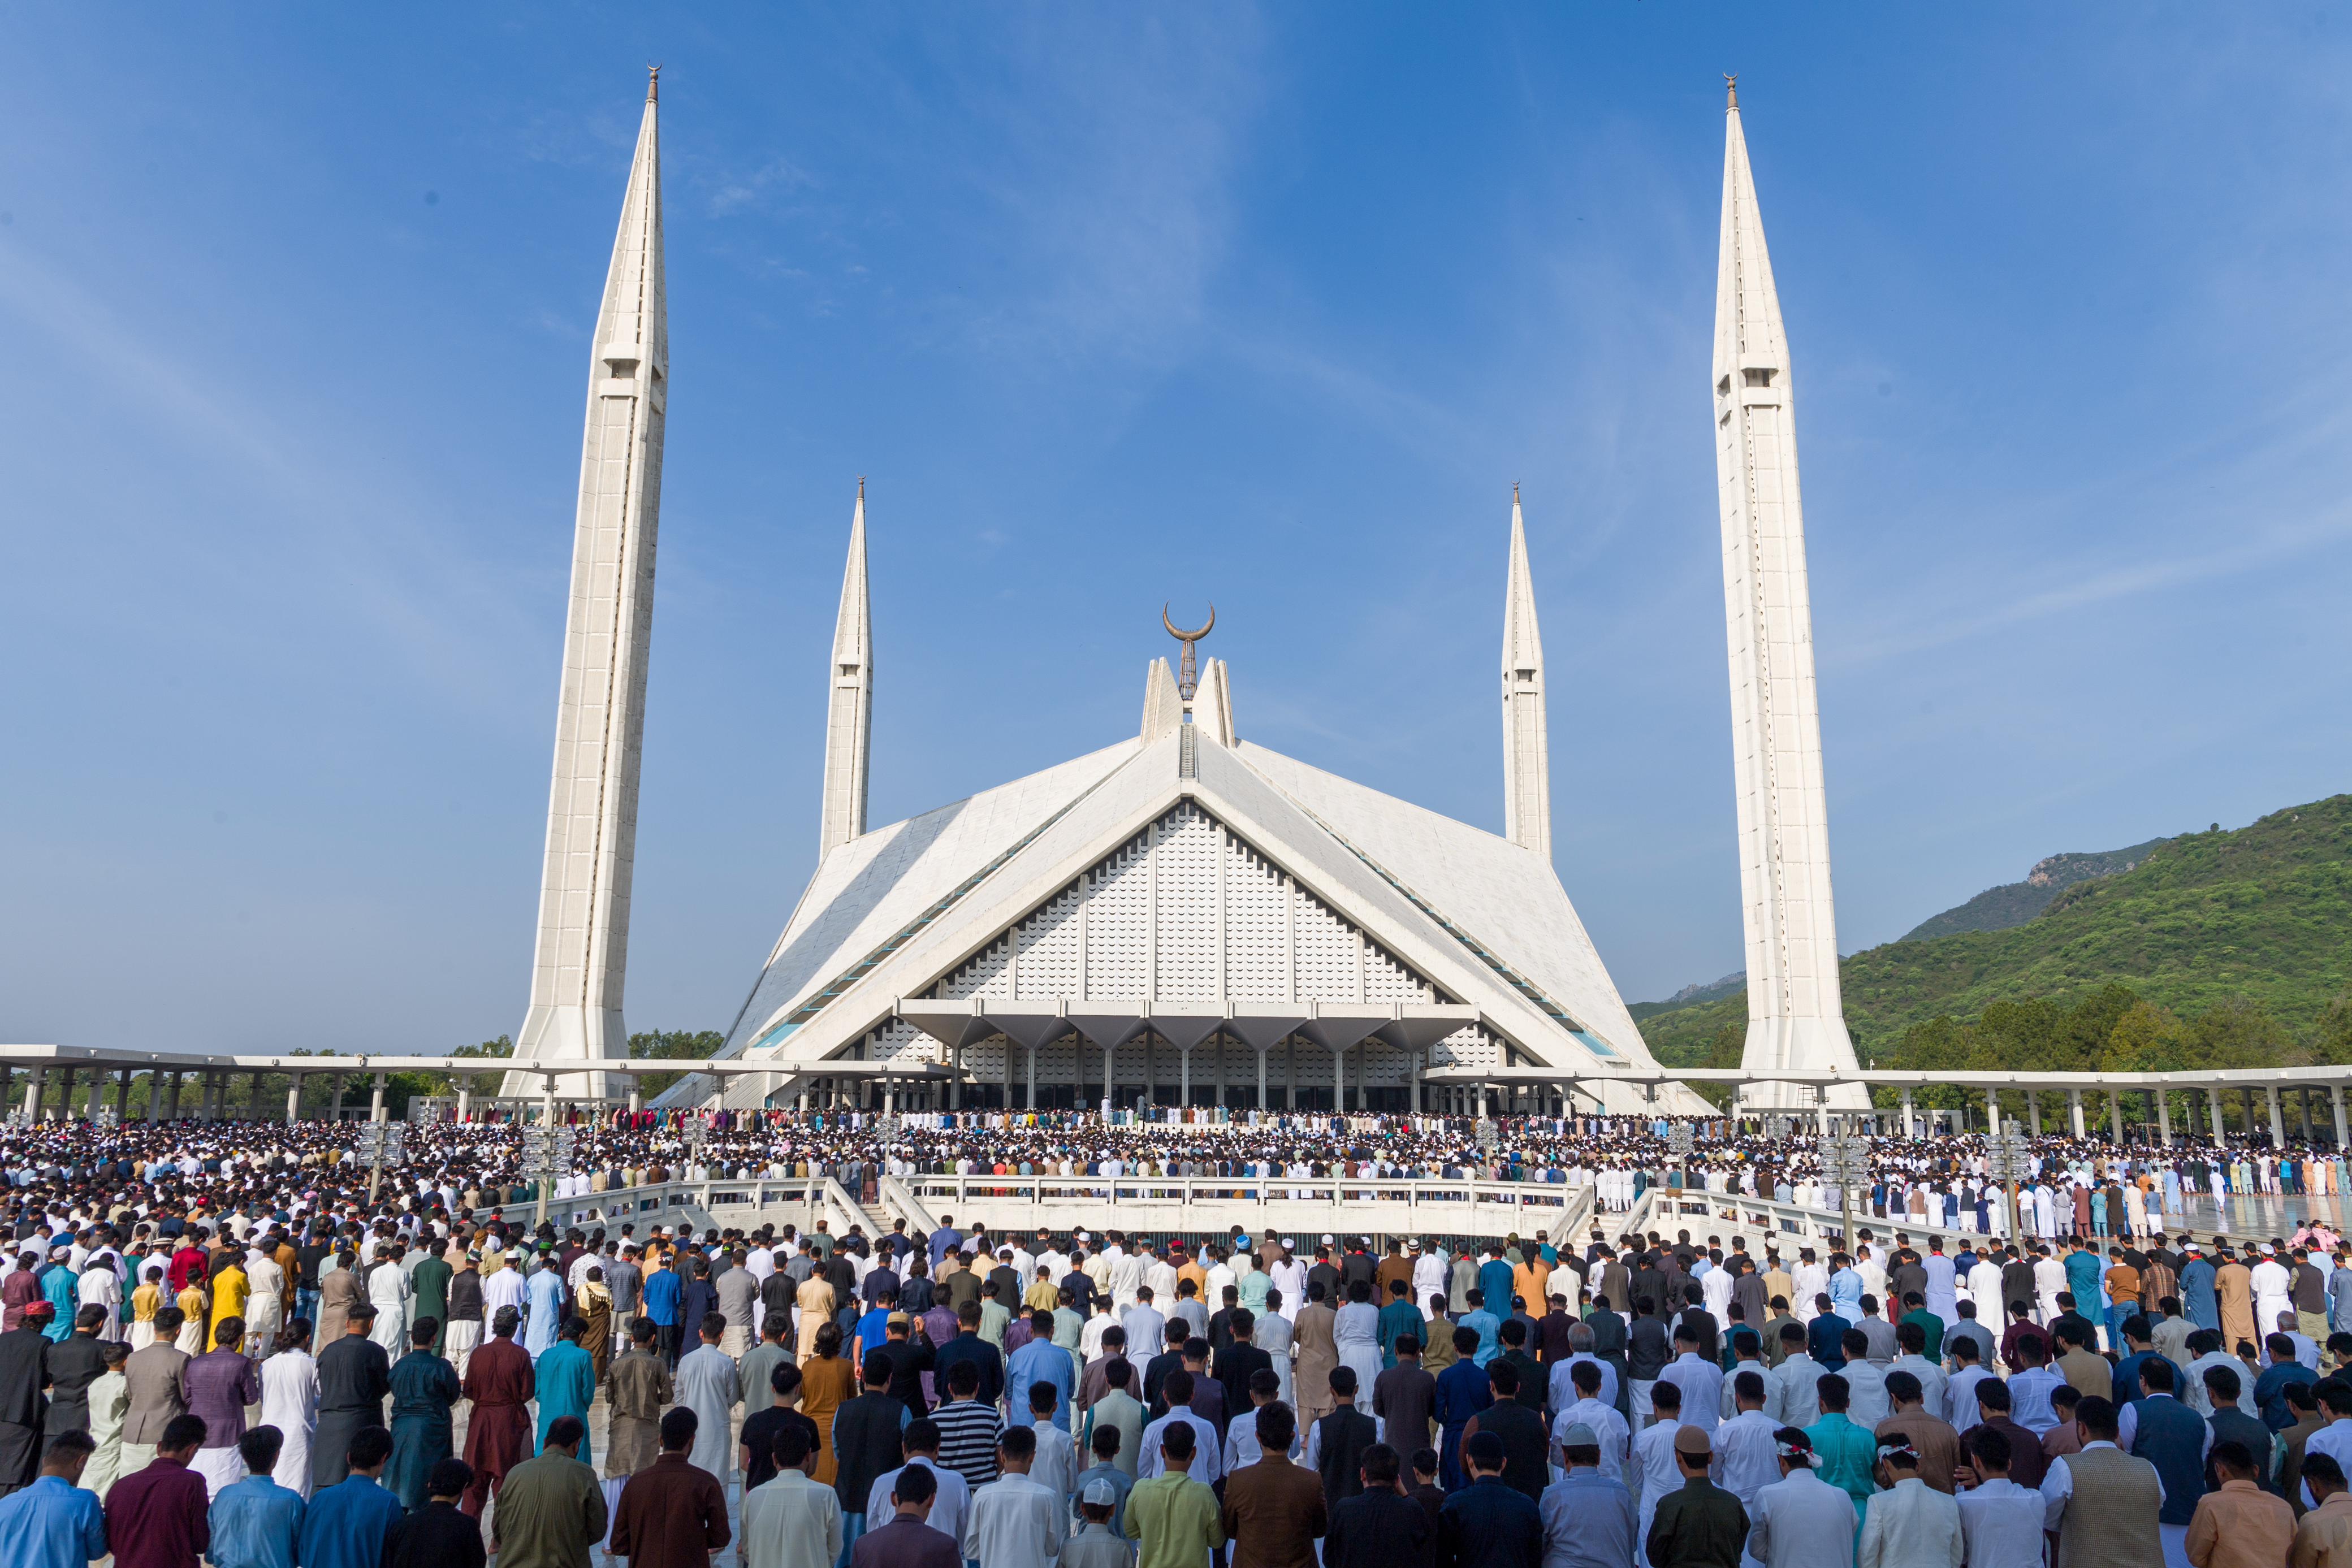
[1712,77,1861,1106]
[509,71,667,1101]
[819,480,874,856]
[1500,484,1552,860]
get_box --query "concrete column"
[2268,1086,2286,1149]
[328,1073,345,1121]
[1815,1086,1830,1138]
[1214,1038,1226,1112]
[20,1072,43,1124]
[1026,1044,1037,1111]
[286,1075,302,1125]
[949,1049,962,1111]
[2301,1089,2314,1142]
[1256,1049,1268,1112]
[2156,1089,2172,1147]
[1178,1047,1190,1111]
[2069,1089,2085,1140]
[459,1076,475,1121]
[85,1071,106,1121]
[2246,1088,2259,1142]
[2335,1085,2349,1151]
[369,1072,387,1123]
[2107,1089,2124,1142]
[2210,1088,2227,1145]
[57,1069,76,1121]
[115,1068,132,1119]
[1100,1046,1113,1114]
[251,1070,266,1117]
[1286,1040,1296,1110]
[166,1071,183,1119]
[1901,1090,1915,1139]
[622,1080,637,1118]
[0,1067,10,1122]
[2027,1091,2041,1136]
[1987,1088,2000,1137]
[1332,1043,1344,1116]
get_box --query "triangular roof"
[702,721,1697,1112]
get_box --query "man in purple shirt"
[183,1318,262,1498]
[105,1413,211,1568]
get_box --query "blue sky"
[5,8,2349,1056]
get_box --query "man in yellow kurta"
[209,1256,250,1346]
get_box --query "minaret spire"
[819,480,874,856]
[511,79,668,1102]
[1500,484,1551,861]
[1712,83,1861,1107]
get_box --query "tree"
[629,1029,724,1098]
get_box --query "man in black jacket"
[831,1354,907,1544]
[1215,1309,1274,1423]
[1459,1362,1547,1501]
[1310,1367,1380,1514]
[1324,1442,1431,1568]
[1434,1432,1542,1568]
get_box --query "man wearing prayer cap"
[1746,1427,1857,1568]
[1646,1425,1749,1568]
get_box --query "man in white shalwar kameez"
[1745,1432,1857,1568]
[260,1337,318,1498]
[675,1317,743,1485]
[367,1249,409,1358]
[243,1244,286,1356]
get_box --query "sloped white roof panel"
[721,739,1143,1052]
[1230,739,1655,1064]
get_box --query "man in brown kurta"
[2218,1250,2258,1353]
[607,1320,675,1482]
[459,1306,535,1516]
[1220,1406,1327,1568]
[609,1407,732,1568]
[1291,1290,1339,1426]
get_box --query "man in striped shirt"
[933,1360,1005,1496]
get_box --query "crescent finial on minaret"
[648,64,662,103]
[1725,73,1738,111]
[1162,603,1214,700]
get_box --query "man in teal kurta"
[1805,1376,1879,1526]
[532,1319,598,1458]
[386,1320,461,1511]
[1377,1281,1424,1368]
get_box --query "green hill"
[1639,794,2352,1101]
[1899,837,2169,942]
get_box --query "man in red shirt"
[104,1413,210,1568]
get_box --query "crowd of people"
[0,1107,2350,1568]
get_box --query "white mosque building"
[503,75,1858,1119]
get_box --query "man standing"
[105,1415,212,1568]
[43,1306,106,1438]
[853,1465,961,1568]
[457,1306,533,1517]
[534,1318,598,1458]
[675,1314,743,1487]
[1221,1404,1326,1568]
[965,1428,1063,1568]
[386,1319,461,1513]
[120,1305,191,1476]
[742,1423,842,1568]
[297,1427,405,1568]
[1745,1429,1856,1568]
[608,1408,731,1568]
[2041,1396,2164,1565]
[1436,1432,1541,1568]
[207,1429,307,1568]
[1537,1423,1636,1568]
[1853,1440,1958,1568]
[0,1302,50,1494]
[382,1458,485,1568]
[1322,1446,1429,1568]
[1644,1428,1748,1568]
[312,1304,392,1494]
[606,1316,673,1511]
[1125,1422,1222,1568]
[184,1317,262,1497]
[835,1356,910,1560]
[0,1431,107,1568]
[490,1415,607,1568]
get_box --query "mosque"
[504,73,1855,1119]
